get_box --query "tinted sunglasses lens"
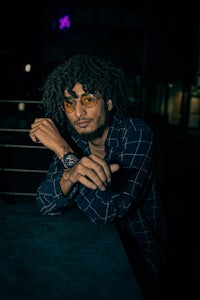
[82,95,98,107]
[63,101,75,113]
[62,95,99,112]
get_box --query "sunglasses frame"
[61,93,100,113]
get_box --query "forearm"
[74,154,155,224]
[74,169,142,223]
[60,169,76,195]
[36,167,78,215]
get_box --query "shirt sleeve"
[75,120,156,224]
[36,155,79,215]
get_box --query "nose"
[74,100,86,117]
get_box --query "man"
[29,54,168,299]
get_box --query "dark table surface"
[0,199,144,300]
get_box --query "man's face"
[63,83,113,141]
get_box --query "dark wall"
[0,0,199,99]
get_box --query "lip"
[76,120,91,128]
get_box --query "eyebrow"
[64,93,92,100]
[65,93,92,98]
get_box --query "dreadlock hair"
[41,54,131,131]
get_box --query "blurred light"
[18,102,25,111]
[59,15,71,30]
[25,64,31,73]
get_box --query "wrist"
[63,169,75,185]
[57,147,72,160]
[55,138,73,159]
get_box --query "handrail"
[0,144,47,149]
[0,192,37,196]
[0,99,42,104]
[0,98,49,201]
[0,128,30,132]
[1,168,48,173]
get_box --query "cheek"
[94,110,107,127]
[66,112,74,119]
[65,113,75,126]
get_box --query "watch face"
[62,153,78,168]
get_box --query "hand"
[63,154,120,191]
[29,118,72,157]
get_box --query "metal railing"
[0,99,51,199]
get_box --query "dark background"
[0,0,199,99]
[0,1,199,299]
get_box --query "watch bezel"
[61,152,79,169]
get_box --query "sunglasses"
[61,94,100,113]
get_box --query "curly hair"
[41,54,131,130]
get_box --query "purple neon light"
[59,15,71,30]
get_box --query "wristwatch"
[60,152,79,169]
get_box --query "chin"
[76,128,91,135]
[67,111,111,141]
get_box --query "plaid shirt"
[36,116,167,263]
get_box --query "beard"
[66,109,112,142]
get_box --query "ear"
[107,99,113,111]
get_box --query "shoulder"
[107,117,154,147]
[111,116,153,133]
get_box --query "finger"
[29,131,41,143]
[32,118,50,124]
[78,175,97,190]
[73,161,107,191]
[79,174,106,191]
[64,168,98,190]
[88,155,111,182]
[110,164,120,173]
[35,137,41,143]
[31,118,55,130]
[30,118,44,129]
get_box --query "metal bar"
[0,100,42,104]
[0,144,47,149]
[0,192,37,196]
[0,128,30,132]
[0,168,48,173]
